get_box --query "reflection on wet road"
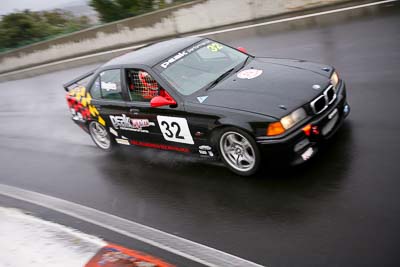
[1,2,400,266]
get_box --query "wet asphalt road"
[1,2,400,266]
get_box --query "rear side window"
[90,69,123,100]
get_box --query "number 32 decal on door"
[157,116,194,145]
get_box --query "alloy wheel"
[89,121,111,150]
[219,131,256,172]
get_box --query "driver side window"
[126,69,160,102]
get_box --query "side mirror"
[150,95,177,108]
[237,47,247,53]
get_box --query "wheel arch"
[210,118,255,141]
[208,119,259,155]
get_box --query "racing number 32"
[161,121,183,139]
[157,116,194,144]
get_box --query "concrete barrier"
[0,0,348,75]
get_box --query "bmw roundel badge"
[312,84,321,90]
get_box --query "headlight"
[330,71,339,89]
[266,108,307,136]
[280,108,307,130]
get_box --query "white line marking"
[0,184,265,267]
[0,0,396,78]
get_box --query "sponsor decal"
[301,147,314,161]
[115,138,130,145]
[109,127,118,137]
[160,51,188,69]
[159,40,211,69]
[199,150,208,155]
[186,39,211,54]
[101,81,117,91]
[86,243,174,267]
[198,150,214,157]
[130,140,189,153]
[199,145,211,151]
[110,114,155,133]
[66,86,105,126]
[198,145,214,157]
[237,69,263,79]
[70,108,85,122]
[157,116,194,144]
[197,96,208,103]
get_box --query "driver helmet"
[139,71,158,99]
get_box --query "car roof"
[102,36,204,68]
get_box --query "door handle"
[129,108,140,114]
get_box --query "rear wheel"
[89,121,113,151]
[217,127,260,176]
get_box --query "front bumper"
[256,81,350,165]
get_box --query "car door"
[123,67,195,152]
[88,68,132,143]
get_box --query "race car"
[64,37,350,176]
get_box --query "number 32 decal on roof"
[207,43,223,52]
[157,116,194,144]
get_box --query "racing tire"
[217,127,261,176]
[88,121,113,152]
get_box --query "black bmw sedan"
[64,37,350,176]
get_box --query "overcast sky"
[0,0,88,15]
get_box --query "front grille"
[310,85,336,114]
[312,95,326,113]
[325,86,336,104]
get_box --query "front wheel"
[88,121,113,151]
[217,127,261,176]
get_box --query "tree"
[89,0,128,23]
[42,10,68,26]
[129,0,154,16]
[90,0,155,23]
[0,10,91,51]
[0,11,50,48]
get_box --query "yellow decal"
[75,87,86,101]
[68,85,106,127]
[89,105,99,117]
[207,43,223,52]
[84,93,92,106]
[98,116,106,126]
[81,97,87,107]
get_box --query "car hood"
[187,58,333,118]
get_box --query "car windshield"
[154,40,248,95]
